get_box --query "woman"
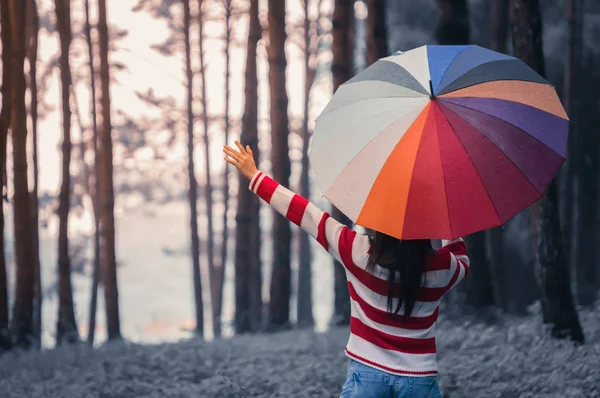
[224,141,470,398]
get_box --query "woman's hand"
[224,141,259,180]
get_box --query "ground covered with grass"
[1,308,599,398]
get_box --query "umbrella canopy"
[310,45,568,240]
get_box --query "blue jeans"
[340,360,442,398]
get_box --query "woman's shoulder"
[352,233,372,256]
[424,248,453,272]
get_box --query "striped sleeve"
[249,171,363,264]
[439,238,470,291]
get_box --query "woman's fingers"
[223,145,241,160]
[224,143,257,180]
[234,141,246,154]
[223,145,236,154]
[223,148,238,164]
[224,156,237,166]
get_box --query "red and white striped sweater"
[249,171,470,377]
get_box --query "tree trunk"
[538,183,584,341]
[183,0,204,338]
[575,123,598,306]
[577,53,600,292]
[435,0,470,45]
[332,0,355,92]
[70,85,99,343]
[564,0,595,307]
[26,0,42,350]
[485,227,506,310]
[331,0,354,326]
[0,200,7,348]
[197,0,217,338]
[579,55,600,296]
[562,0,578,284]
[97,0,121,340]
[54,0,79,345]
[235,0,261,334]
[491,0,509,53]
[509,0,584,343]
[593,4,600,292]
[267,0,292,329]
[297,149,313,328]
[509,0,548,321]
[464,233,496,308]
[215,0,233,339]
[331,208,351,325]
[84,0,101,346]
[0,0,10,194]
[486,0,510,313]
[297,0,318,328]
[9,0,36,349]
[0,0,12,351]
[366,0,388,66]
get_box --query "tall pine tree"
[267,0,292,329]
[330,0,354,326]
[235,0,262,333]
[9,0,37,348]
[97,0,121,340]
[55,0,80,344]
[509,0,584,342]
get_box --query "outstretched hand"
[224,141,259,180]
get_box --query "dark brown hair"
[366,232,433,321]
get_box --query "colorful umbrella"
[310,45,568,240]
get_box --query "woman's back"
[338,229,468,376]
[248,170,470,376]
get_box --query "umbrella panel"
[440,97,568,157]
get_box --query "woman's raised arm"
[224,142,368,264]
[439,238,470,291]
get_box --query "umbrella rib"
[317,95,426,121]
[438,102,545,201]
[313,100,424,165]
[437,59,549,96]
[436,59,503,95]
[346,58,431,96]
[438,83,568,120]
[341,79,430,98]
[438,98,565,157]
[440,76,547,97]
[436,104,503,227]
[428,45,471,94]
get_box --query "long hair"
[366,232,433,321]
